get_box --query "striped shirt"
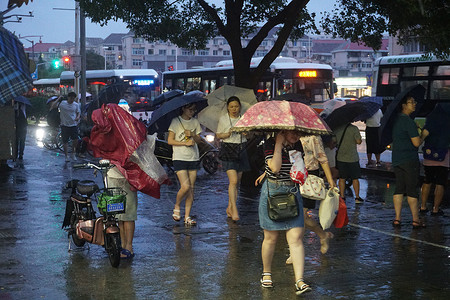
[264,138,302,182]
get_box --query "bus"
[59,69,160,106]
[162,57,335,104]
[372,54,450,115]
[32,78,60,97]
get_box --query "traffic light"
[52,59,61,69]
[63,56,71,69]
[167,65,173,71]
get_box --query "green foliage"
[86,50,106,70]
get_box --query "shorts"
[336,161,361,180]
[393,160,420,198]
[423,166,448,186]
[107,175,138,221]
[173,160,200,172]
[222,149,251,172]
[61,125,79,143]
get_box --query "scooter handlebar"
[73,163,88,169]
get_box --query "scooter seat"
[76,180,99,196]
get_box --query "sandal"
[392,220,401,228]
[120,249,135,259]
[260,272,273,288]
[419,208,429,215]
[412,220,426,229]
[295,279,311,295]
[184,216,197,226]
[172,209,181,222]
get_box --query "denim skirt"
[258,179,304,231]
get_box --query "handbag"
[300,174,326,200]
[319,187,340,230]
[423,145,447,161]
[266,180,299,221]
[333,196,349,228]
[289,150,308,185]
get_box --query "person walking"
[334,123,364,203]
[365,108,384,167]
[255,130,311,296]
[168,103,203,226]
[216,96,251,221]
[14,101,28,160]
[391,95,427,229]
[57,92,81,162]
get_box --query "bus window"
[219,76,228,87]
[381,67,400,85]
[176,78,185,90]
[435,65,450,76]
[230,76,235,86]
[210,80,217,93]
[165,79,172,90]
[431,80,450,99]
[404,66,429,77]
[202,80,210,94]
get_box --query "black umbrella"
[379,84,426,148]
[14,95,31,106]
[324,102,368,131]
[148,91,207,134]
[423,103,450,148]
[152,89,184,107]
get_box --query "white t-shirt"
[216,113,247,144]
[365,109,383,127]
[168,117,202,161]
[59,100,80,127]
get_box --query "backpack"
[47,101,61,128]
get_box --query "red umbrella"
[231,100,331,135]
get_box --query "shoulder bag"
[266,180,299,221]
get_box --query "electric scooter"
[62,159,126,268]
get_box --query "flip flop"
[120,249,135,259]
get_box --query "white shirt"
[168,117,202,161]
[59,100,80,127]
[366,109,383,127]
[216,113,247,144]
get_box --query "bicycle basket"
[97,188,127,215]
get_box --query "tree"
[77,0,449,89]
[86,50,107,70]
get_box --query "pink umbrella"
[232,100,331,135]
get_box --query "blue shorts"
[173,160,200,172]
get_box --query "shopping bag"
[300,175,326,200]
[319,187,339,230]
[333,196,349,228]
[289,150,308,185]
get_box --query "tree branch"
[196,0,226,35]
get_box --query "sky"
[3,0,337,45]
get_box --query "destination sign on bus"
[298,70,317,78]
[132,79,154,86]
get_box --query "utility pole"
[18,35,42,62]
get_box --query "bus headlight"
[205,134,215,143]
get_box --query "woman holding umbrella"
[168,103,203,226]
[216,96,251,221]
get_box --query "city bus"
[32,78,60,97]
[59,69,160,106]
[372,54,450,115]
[163,57,335,104]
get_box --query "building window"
[171,49,176,55]
[106,54,115,61]
[132,48,145,55]
[292,40,298,46]
[132,59,142,66]
[148,49,154,55]
[132,38,145,44]
[256,50,266,57]
[182,50,193,55]
[198,49,209,56]
[223,50,231,56]
[292,51,297,57]
[159,49,167,55]
[213,50,218,56]
[118,46,122,51]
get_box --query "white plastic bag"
[289,150,308,185]
[318,187,340,230]
[300,175,326,200]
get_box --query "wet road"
[0,126,449,299]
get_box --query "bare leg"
[366,153,373,164]
[174,170,191,213]
[302,208,333,254]
[226,169,242,221]
[119,220,135,256]
[420,183,431,210]
[393,194,404,221]
[352,179,360,198]
[407,196,420,223]
[338,178,346,198]
[432,185,445,213]
[63,142,69,158]
[184,170,197,220]
[72,138,79,155]
[375,153,381,164]
[261,230,279,284]
[286,227,308,287]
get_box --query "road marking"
[349,223,450,251]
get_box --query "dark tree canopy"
[77,0,450,88]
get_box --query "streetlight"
[18,35,42,62]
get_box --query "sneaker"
[376,162,382,167]
[355,197,364,204]
[72,154,77,161]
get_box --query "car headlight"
[205,134,215,143]
[35,128,46,141]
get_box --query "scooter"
[62,159,126,268]
[154,134,220,174]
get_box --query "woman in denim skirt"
[255,130,311,296]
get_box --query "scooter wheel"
[105,233,121,268]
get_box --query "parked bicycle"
[62,159,126,267]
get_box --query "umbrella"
[358,96,383,120]
[197,85,257,132]
[78,92,92,100]
[152,89,184,107]
[46,96,59,104]
[148,90,207,134]
[0,27,33,105]
[324,102,368,131]
[231,100,331,135]
[379,84,426,148]
[320,99,347,119]
[14,95,31,106]
[423,103,450,148]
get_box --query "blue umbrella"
[148,91,207,134]
[358,96,383,120]
[14,95,31,106]
[152,89,184,107]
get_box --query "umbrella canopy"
[14,95,31,106]
[232,100,331,135]
[324,102,368,131]
[379,84,426,148]
[423,103,450,148]
[148,90,207,134]
[197,85,257,132]
[46,96,59,104]
[358,96,383,120]
[320,99,347,119]
[152,89,184,107]
[0,27,33,105]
